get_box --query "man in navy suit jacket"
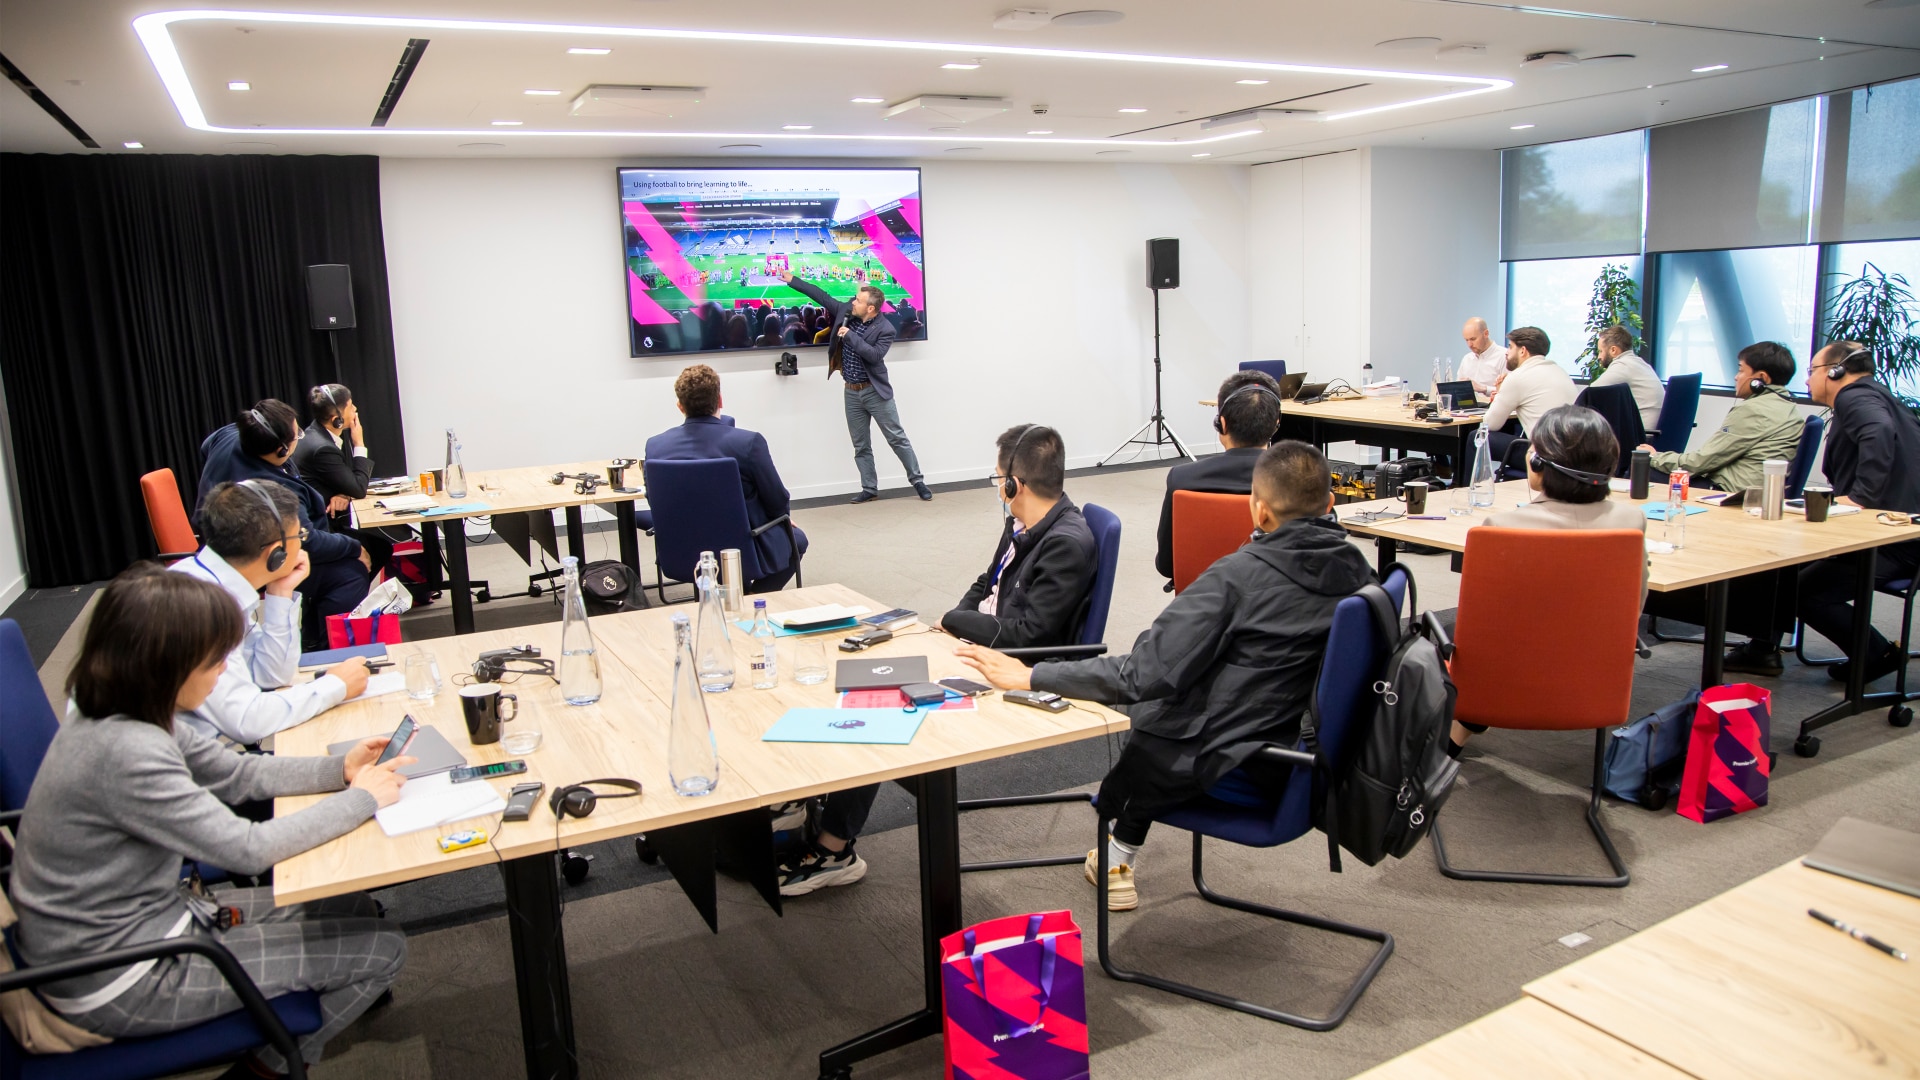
[644,365,808,592]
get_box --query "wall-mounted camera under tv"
[618,167,927,358]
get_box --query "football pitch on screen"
[628,251,918,307]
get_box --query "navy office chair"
[0,619,321,1080]
[958,503,1122,874]
[643,457,800,604]
[1784,414,1825,500]
[1093,569,1408,1029]
[1238,360,1287,382]
[1646,373,1703,456]
[1573,383,1647,476]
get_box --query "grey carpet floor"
[20,459,1916,1078]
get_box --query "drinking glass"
[793,639,830,686]
[404,654,439,700]
[1437,394,1453,416]
[1743,488,1765,517]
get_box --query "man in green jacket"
[1637,341,1804,492]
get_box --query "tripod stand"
[1099,285,1192,466]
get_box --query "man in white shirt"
[1458,317,1507,399]
[169,480,370,744]
[1483,326,1580,463]
[1588,325,1665,430]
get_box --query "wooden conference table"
[1362,857,1919,1079]
[1335,479,1917,755]
[1197,392,1485,465]
[276,584,1127,1080]
[352,459,648,635]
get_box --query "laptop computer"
[1435,379,1487,414]
[1295,381,1330,402]
[834,655,930,692]
[1274,371,1307,400]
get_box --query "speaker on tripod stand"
[306,263,355,383]
[1099,238,1193,466]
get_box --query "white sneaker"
[1084,849,1137,911]
[769,800,809,832]
[778,846,868,897]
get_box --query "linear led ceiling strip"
[133,10,1512,145]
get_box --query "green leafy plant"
[1576,264,1644,380]
[1824,261,1920,419]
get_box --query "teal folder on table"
[761,708,928,745]
[733,617,858,638]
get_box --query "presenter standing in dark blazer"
[292,383,392,581]
[645,365,807,592]
[1154,370,1284,583]
[777,269,931,504]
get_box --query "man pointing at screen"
[779,269,932,503]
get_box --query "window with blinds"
[1500,130,1645,262]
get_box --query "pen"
[1809,909,1908,960]
[365,660,394,672]
[1408,515,1447,521]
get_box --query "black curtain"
[0,153,406,587]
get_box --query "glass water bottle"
[557,556,602,705]
[443,428,468,499]
[1468,427,1497,510]
[668,613,719,797]
[694,551,735,692]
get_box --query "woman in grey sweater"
[9,565,413,1077]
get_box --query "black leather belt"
[844,381,871,390]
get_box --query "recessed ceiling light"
[1118,107,1147,113]
[1691,63,1728,73]
[1191,152,1211,157]
[1510,123,1535,129]
[227,81,250,91]
[942,62,981,70]
[123,141,143,149]
[491,120,523,126]
[1052,9,1125,26]
[567,47,610,55]
[1236,79,1269,85]
[851,97,885,103]
[523,88,562,96]
[783,124,813,130]
[1027,129,1053,135]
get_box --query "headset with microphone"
[1825,346,1872,382]
[321,385,349,431]
[237,480,292,573]
[1526,449,1613,489]
[1001,424,1041,502]
[1213,381,1284,440]
[549,778,642,819]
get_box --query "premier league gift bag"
[1676,683,1772,824]
[941,911,1089,1080]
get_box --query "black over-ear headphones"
[1526,451,1613,488]
[1214,382,1284,438]
[549,778,642,819]
[1826,347,1871,381]
[238,480,290,573]
[1002,424,1040,502]
[324,385,348,430]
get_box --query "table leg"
[1699,579,1728,689]
[444,520,474,636]
[817,768,959,1079]
[1374,538,1399,579]
[564,506,586,564]
[615,501,641,573]
[500,853,577,1080]
[419,521,444,593]
[1796,548,1882,749]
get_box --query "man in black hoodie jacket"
[959,441,1375,910]
[942,425,1096,648]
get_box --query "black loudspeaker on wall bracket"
[1100,238,1192,467]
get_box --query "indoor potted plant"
[1576,263,1644,381]
[1824,261,1920,419]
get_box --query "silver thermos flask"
[718,548,745,616]
[1761,459,1788,521]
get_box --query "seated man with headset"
[1154,370,1283,587]
[170,481,372,745]
[293,383,393,580]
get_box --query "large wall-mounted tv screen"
[618,167,926,357]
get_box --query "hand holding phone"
[373,714,418,767]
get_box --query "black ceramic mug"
[460,683,519,745]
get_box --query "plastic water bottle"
[1362,359,1374,387]
[1667,470,1689,550]
[694,551,735,692]
[668,613,719,797]
[1468,427,1497,510]
[443,428,467,499]
[750,600,778,689]
[557,557,601,705]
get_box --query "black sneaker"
[850,490,879,505]
[1723,643,1784,677]
[913,481,933,501]
[1832,645,1906,685]
[778,844,868,896]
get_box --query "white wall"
[1248,150,1369,386]
[379,158,1252,496]
[1368,148,1503,385]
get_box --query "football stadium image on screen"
[618,167,926,357]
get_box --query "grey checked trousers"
[73,887,405,1070]
[844,385,924,494]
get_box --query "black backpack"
[578,559,649,615]
[1305,567,1460,871]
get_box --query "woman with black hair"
[9,565,411,1078]
[196,399,371,649]
[291,384,394,582]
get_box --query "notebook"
[327,724,467,780]
[374,772,505,838]
[1802,817,1920,899]
[761,708,929,745]
[834,655,929,692]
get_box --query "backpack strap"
[1379,560,1418,623]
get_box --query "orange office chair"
[1171,490,1251,594]
[1430,527,1644,888]
[140,468,199,562]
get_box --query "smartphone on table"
[938,677,994,697]
[373,714,418,767]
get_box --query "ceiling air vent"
[571,85,706,117]
[883,95,1010,123]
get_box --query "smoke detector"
[1521,52,1581,69]
[883,95,1010,123]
